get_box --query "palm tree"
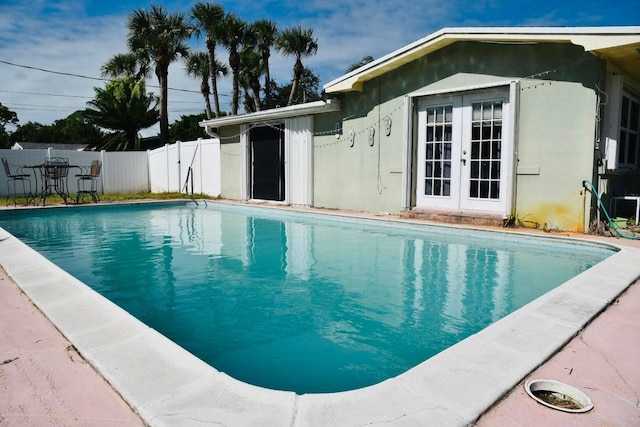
[85,77,159,151]
[239,47,263,112]
[127,5,192,144]
[346,55,375,73]
[276,26,318,106]
[191,2,226,116]
[218,13,247,115]
[252,19,278,102]
[186,51,213,119]
[101,52,151,80]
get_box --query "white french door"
[416,89,511,214]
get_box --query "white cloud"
[1,0,637,137]
[0,0,206,136]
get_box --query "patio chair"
[42,157,70,206]
[2,157,33,206]
[75,160,101,203]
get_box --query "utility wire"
[0,89,91,99]
[0,59,107,82]
[0,59,227,96]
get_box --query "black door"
[251,125,284,201]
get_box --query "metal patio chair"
[42,157,70,206]
[75,159,102,203]
[2,157,33,206]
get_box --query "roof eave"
[199,99,341,135]
[324,26,640,94]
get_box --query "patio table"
[23,162,79,206]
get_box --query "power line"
[0,59,107,82]
[8,102,84,108]
[0,89,92,99]
[1,89,212,104]
[8,106,75,112]
[0,59,217,95]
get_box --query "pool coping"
[0,201,638,426]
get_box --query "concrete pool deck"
[0,202,639,426]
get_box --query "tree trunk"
[287,59,303,106]
[230,49,240,115]
[156,64,170,144]
[251,79,261,112]
[207,47,221,117]
[201,81,212,119]
[262,52,271,102]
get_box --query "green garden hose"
[582,180,640,240]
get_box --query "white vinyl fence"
[148,138,220,196]
[0,138,221,199]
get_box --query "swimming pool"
[0,202,612,394]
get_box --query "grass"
[4,192,211,207]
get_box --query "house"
[200,26,640,232]
[11,142,88,151]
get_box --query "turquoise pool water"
[0,202,612,393]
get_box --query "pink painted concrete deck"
[0,274,144,426]
[477,276,640,426]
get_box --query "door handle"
[461,158,467,165]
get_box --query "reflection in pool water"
[0,203,612,393]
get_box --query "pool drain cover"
[525,379,593,413]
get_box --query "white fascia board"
[199,99,341,133]
[324,26,640,94]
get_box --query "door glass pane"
[491,161,501,179]
[434,179,441,195]
[470,180,478,197]
[471,161,479,179]
[443,161,451,179]
[481,161,490,179]
[472,123,480,140]
[493,103,502,119]
[481,141,491,159]
[482,123,492,140]
[426,144,433,160]
[490,181,500,198]
[469,101,502,200]
[480,181,490,198]
[471,141,480,158]
[444,142,452,160]
[492,141,501,158]
[422,105,453,197]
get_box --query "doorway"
[250,124,285,201]
[415,89,511,214]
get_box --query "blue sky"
[0,0,638,137]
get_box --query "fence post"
[177,140,182,194]
[163,144,169,192]
[100,150,106,195]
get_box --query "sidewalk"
[0,273,144,426]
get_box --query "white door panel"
[416,89,510,214]
[460,92,510,212]
[416,96,462,209]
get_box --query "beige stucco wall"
[212,41,602,232]
[313,104,405,214]
[313,41,601,231]
[515,80,598,232]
